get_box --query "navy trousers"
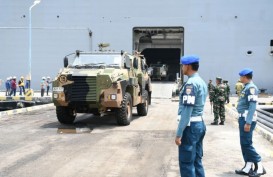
[179,121,206,177]
[238,117,261,163]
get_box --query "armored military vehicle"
[150,63,168,81]
[52,50,152,125]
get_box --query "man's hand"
[244,124,251,132]
[175,136,181,146]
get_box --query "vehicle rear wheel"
[56,106,76,124]
[116,92,132,126]
[137,90,149,116]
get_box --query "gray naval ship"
[0,0,273,93]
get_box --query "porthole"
[246,51,253,55]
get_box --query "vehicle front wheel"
[116,92,132,126]
[56,106,76,124]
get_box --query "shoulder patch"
[247,87,258,102]
[182,84,196,105]
[249,87,255,95]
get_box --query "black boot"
[249,163,266,177]
[219,121,225,125]
[211,121,218,125]
[235,162,253,176]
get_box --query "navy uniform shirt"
[176,73,207,137]
[236,81,258,124]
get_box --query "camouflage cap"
[216,77,222,81]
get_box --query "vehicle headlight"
[53,93,58,99]
[108,94,117,100]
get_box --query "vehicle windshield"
[70,54,122,68]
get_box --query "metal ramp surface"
[151,82,174,99]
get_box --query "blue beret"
[180,55,199,65]
[239,68,253,76]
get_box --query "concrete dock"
[0,94,272,177]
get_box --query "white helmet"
[42,77,46,80]
[13,76,16,79]
[47,76,50,79]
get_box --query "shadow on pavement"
[40,112,142,134]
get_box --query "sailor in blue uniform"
[175,55,207,177]
[235,68,266,177]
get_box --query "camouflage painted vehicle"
[52,50,152,125]
[150,63,168,80]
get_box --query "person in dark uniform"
[235,68,266,177]
[175,55,207,177]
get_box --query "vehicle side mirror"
[64,57,68,67]
[145,64,148,70]
[124,56,131,69]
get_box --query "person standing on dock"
[175,55,207,177]
[5,77,11,96]
[9,76,17,96]
[40,77,46,97]
[46,76,51,96]
[207,79,214,98]
[223,80,230,103]
[210,77,227,125]
[235,79,244,98]
[18,76,25,96]
[235,68,266,177]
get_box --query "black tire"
[92,109,100,116]
[116,92,132,126]
[137,90,149,116]
[56,106,76,124]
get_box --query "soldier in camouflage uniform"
[210,77,227,125]
[235,79,244,97]
[223,80,230,103]
[207,79,214,97]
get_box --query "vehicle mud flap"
[148,91,152,105]
[137,90,148,116]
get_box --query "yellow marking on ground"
[0,96,7,101]
[12,97,20,100]
[25,96,33,101]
